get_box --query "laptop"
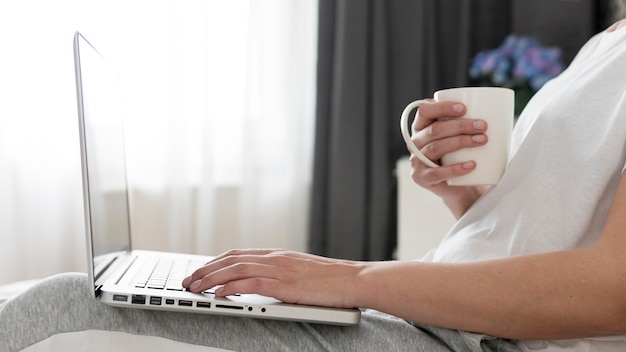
[72,31,361,326]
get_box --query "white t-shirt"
[425,27,626,351]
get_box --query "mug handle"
[400,100,440,168]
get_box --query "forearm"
[353,247,626,340]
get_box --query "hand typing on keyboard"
[181,249,364,309]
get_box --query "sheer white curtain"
[0,0,318,285]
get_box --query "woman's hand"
[182,249,366,308]
[406,100,489,218]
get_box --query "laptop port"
[196,302,211,309]
[178,300,193,307]
[216,304,243,310]
[113,294,128,302]
[165,299,175,305]
[150,296,162,305]
[131,294,146,305]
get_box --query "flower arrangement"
[469,34,564,116]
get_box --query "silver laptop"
[72,31,360,326]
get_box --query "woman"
[2,4,626,352]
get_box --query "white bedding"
[20,330,234,352]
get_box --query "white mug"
[400,87,514,186]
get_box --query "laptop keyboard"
[134,258,204,291]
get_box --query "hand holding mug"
[401,87,514,186]
[404,100,488,192]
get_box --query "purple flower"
[469,34,564,92]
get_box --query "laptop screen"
[73,32,132,286]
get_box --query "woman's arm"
[358,172,626,339]
[358,243,626,340]
[184,173,626,340]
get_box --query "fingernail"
[452,104,464,113]
[190,280,201,291]
[462,161,474,170]
[473,120,486,130]
[471,134,486,143]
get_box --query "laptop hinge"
[95,285,103,298]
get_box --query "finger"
[409,131,487,168]
[203,249,334,271]
[206,248,285,264]
[195,248,290,279]
[411,159,477,188]
[412,101,466,131]
[188,261,277,293]
[409,116,487,164]
[416,118,487,144]
[184,250,308,290]
[419,133,488,163]
[184,253,267,288]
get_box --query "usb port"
[150,296,162,305]
[178,300,193,307]
[165,299,175,305]
[113,294,128,302]
[131,294,146,305]
[196,302,211,309]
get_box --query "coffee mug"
[400,87,514,186]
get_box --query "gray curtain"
[308,0,599,261]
